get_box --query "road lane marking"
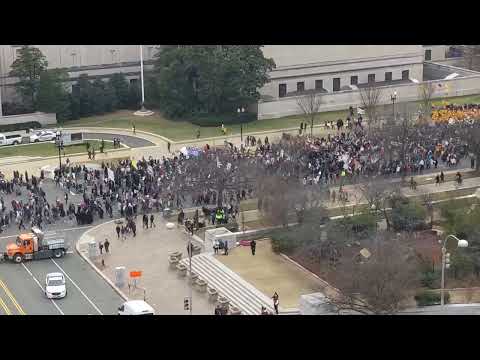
[0,225,95,240]
[0,295,12,315]
[0,279,26,315]
[21,263,64,315]
[50,258,103,315]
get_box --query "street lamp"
[55,131,64,175]
[390,91,397,123]
[440,234,469,307]
[237,107,245,144]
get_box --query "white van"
[0,133,22,146]
[118,300,155,315]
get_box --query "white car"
[45,272,67,299]
[118,300,155,315]
[30,130,57,143]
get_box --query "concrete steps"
[179,253,276,315]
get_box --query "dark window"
[130,78,139,85]
[425,49,432,61]
[402,70,409,80]
[333,78,341,92]
[350,76,358,85]
[72,84,80,95]
[279,83,287,98]
[296,82,305,92]
[6,135,21,139]
[368,74,376,83]
[385,72,392,81]
[315,80,323,90]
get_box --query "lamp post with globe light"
[390,91,397,124]
[237,107,245,144]
[440,234,469,307]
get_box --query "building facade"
[260,45,424,100]
[0,45,160,103]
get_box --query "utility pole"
[188,235,193,315]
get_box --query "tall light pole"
[188,236,193,315]
[139,45,145,109]
[133,45,153,116]
[237,107,245,144]
[55,131,63,175]
[390,91,397,124]
[440,234,469,307]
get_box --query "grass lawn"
[0,140,115,158]
[61,93,480,142]
[62,110,348,142]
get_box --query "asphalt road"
[0,179,125,316]
[82,132,154,148]
[0,227,124,315]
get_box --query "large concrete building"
[259,45,424,100]
[0,45,160,102]
[1,45,479,120]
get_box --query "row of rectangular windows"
[278,70,410,97]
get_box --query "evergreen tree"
[10,45,48,109]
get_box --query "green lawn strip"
[61,93,480,141]
[0,140,115,158]
[62,109,348,141]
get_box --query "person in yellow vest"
[215,209,222,224]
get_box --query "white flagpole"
[139,45,145,107]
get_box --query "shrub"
[420,271,440,289]
[189,112,257,127]
[414,291,450,306]
[350,213,377,237]
[0,121,42,132]
[392,201,427,232]
[270,228,301,254]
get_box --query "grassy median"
[0,140,116,158]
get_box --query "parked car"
[45,272,67,299]
[30,130,57,143]
[0,133,22,146]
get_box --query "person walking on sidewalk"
[272,292,279,315]
[223,241,229,256]
[149,214,155,228]
[115,224,121,239]
[132,123,136,135]
[167,141,171,153]
[440,171,445,183]
[104,238,110,253]
[99,241,104,255]
[435,175,440,186]
[142,214,148,229]
[250,239,256,256]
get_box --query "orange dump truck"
[2,227,69,263]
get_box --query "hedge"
[0,122,42,133]
[188,112,257,127]
[414,291,450,306]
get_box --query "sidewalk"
[77,216,215,315]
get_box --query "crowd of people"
[432,103,480,124]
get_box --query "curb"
[62,127,169,145]
[75,219,129,302]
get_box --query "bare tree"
[359,83,383,128]
[359,179,401,230]
[418,82,435,123]
[327,235,419,314]
[296,92,322,136]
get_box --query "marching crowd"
[432,103,480,124]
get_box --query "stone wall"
[258,73,480,120]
